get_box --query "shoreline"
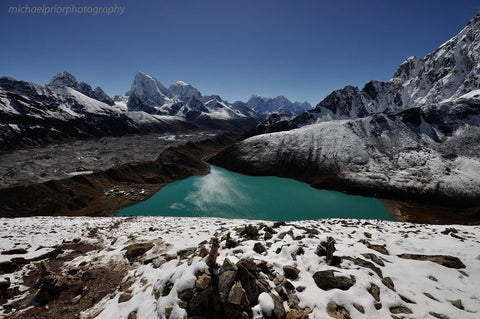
[1,132,479,225]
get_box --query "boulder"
[312,270,356,291]
[283,265,300,280]
[118,292,133,303]
[253,242,267,254]
[326,301,351,319]
[124,243,154,261]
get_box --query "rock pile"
[154,235,311,319]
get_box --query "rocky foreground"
[0,217,479,319]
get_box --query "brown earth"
[0,133,239,217]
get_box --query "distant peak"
[128,71,171,100]
[49,71,78,87]
[173,80,189,86]
[134,71,154,80]
[169,80,201,100]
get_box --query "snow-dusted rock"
[1,216,478,318]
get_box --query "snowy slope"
[257,12,480,132]
[213,92,480,201]
[0,216,478,319]
[214,12,480,202]
[49,72,115,106]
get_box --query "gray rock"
[368,283,380,302]
[381,277,395,291]
[206,237,220,267]
[269,292,286,319]
[177,247,196,260]
[390,306,413,314]
[196,273,211,289]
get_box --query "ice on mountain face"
[0,76,143,149]
[113,95,129,112]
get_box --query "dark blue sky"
[1,0,479,105]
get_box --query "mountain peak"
[49,72,78,88]
[48,72,114,105]
[244,95,311,117]
[129,71,170,98]
[169,80,201,100]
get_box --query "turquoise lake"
[119,165,392,221]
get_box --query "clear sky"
[0,0,479,105]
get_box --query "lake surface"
[119,165,391,221]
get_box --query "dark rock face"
[312,270,356,291]
[282,265,300,280]
[343,257,383,278]
[253,242,267,255]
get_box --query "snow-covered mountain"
[0,75,195,150]
[49,72,115,106]
[212,12,480,204]
[126,71,257,122]
[257,13,480,133]
[235,95,311,118]
[169,80,201,101]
